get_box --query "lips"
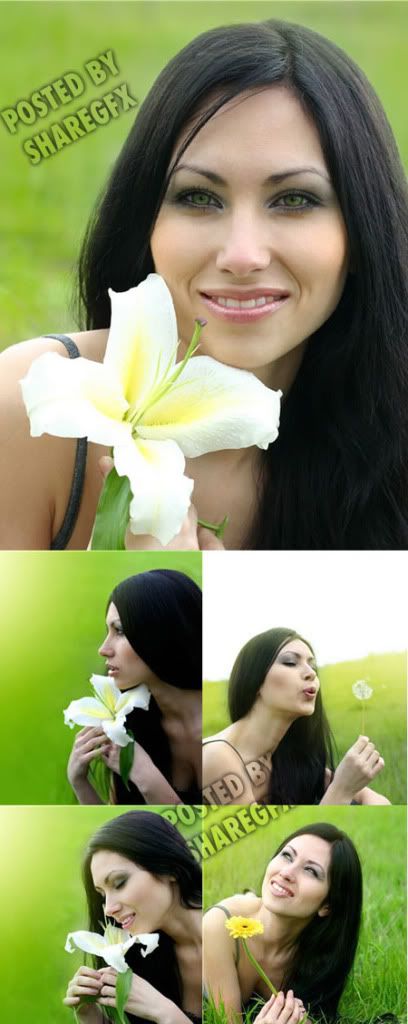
[271,879,294,897]
[302,687,316,697]
[116,913,136,929]
[199,290,289,323]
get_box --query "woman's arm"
[0,339,77,548]
[98,968,196,1022]
[321,737,389,805]
[102,742,183,804]
[203,907,242,1023]
[67,727,111,804]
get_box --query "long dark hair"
[228,628,336,803]
[266,822,363,1020]
[107,569,202,803]
[82,810,202,1024]
[77,19,408,550]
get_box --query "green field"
[202,805,407,1022]
[0,549,201,803]
[0,804,201,1024]
[203,651,407,804]
[1,1,407,349]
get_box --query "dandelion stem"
[241,938,278,996]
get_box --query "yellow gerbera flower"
[225,916,264,939]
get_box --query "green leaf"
[88,756,113,803]
[120,740,135,790]
[116,967,133,1024]
[91,466,132,550]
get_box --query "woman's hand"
[67,726,111,786]
[95,456,224,551]
[101,741,121,775]
[253,991,307,1024]
[328,735,385,802]
[98,967,172,1021]
[63,965,103,1014]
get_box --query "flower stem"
[197,514,229,539]
[241,938,278,996]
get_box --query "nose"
[98,633,113,658]
[104,892,121,916]
[303,663,317,682]
[215,209,272,276]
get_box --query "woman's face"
[262,833,331,921]
[91,850,175,934]
[98,602,154,691]
[258,638,319,717]
[151,86,349,388]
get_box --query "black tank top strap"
[202,737,248,769]
[206,904,240,966]
[45,334,88,550]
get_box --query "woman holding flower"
[203,629,390,806]
[64,810,202,1024]
[203,822,362,1023]
[0,18,407,550]
[67,569,202,805]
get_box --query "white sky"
[203,550,407,679]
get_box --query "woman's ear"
[317,902,330,918]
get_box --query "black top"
[45,334,88,549]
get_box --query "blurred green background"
[0,549,201,803]
[1,0,407,349]
[203,650,407,804]
[0,804,202,1024]
[203,805,407,1020]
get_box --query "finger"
[63,997,80,1005]
[198,525,225,550]
[98,998,117,1007]
[279,990,296,1023]
[99,455,114,481]
[76,735,110,753]
[256,995,276,1019]
[100,984,117,997]
[76,967,103,978]
[361,741,375,761]
[354,735,370,754]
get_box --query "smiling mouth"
[271,880,294,897]
[117,913,136,929]
[199,290,289,323]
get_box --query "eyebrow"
[285,844,325,875]
[94,870,125,892]
[279,650,316,663]
[172,162,331,186]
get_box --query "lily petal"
[134,932,160,957]
[103,715,132,746]
[115,684,151,714]
[114,438,194,544]
[21,352,131,447]
[63,697,111,727]
[138,354,282,456]
[90,675,123,714]
[105,275,178,408]
[65,930,111,957]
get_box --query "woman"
[203,822,362,1023]
[0,20,407,550]
[202,628,390,806]
[64,810,202,1024]
[68,568,202,804]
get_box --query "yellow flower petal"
[225,916,264,939]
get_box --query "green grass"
[1,1,407,349]
[202,805,407,1022]
[203,652,407,805]
[0,549,201,803]
[0,805,200,1024]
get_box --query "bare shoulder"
[204,893,260,932]
[0,329,108,549]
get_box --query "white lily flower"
[352,680,373,700]
[63,676,151,747]
[20,274,281,544]
[65,924,159,972]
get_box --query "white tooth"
[255,297,266,306]
[226,298,240,308]
[216,296,228,306]
[240,299,256,308]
